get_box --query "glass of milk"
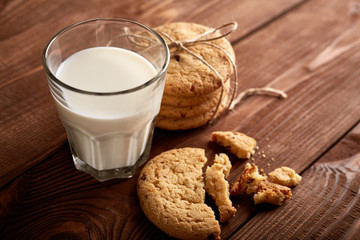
[42,19,169,181]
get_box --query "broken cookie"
[137,148,221,240]
[211,131,256,159]
[253,181,292,205]
[205,154,237,223]
[230,163,292,206]
[230,163,267,195]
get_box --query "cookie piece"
[253,181,292,205]
[230,163,292,206]
[205,154,236,223]
[154,22,235,97]
[211,131,256,159]
[137,148,220,240]
[268,167,302,187]
[156,93,228,130]
[230,163,267,195]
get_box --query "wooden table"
[1,0,359,239]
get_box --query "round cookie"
[154,22,235,97]
[159,80,231,118]
[161,79,231,107]
[156,95,228,130]
[137,148,221,240]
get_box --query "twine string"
[167,21,238,48]
[229,87,287,109]
[160,22,286,123]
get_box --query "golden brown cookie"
[211,131,257,159]
[154,22,235,97]
[159,83,230,118]
[161,80,231,107]
[156,94,228,130]
[137,148,221,240]
[205,154,236,223]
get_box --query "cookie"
[156,94,228,130]
[159,82,230,118]
[211,131,257,159]
[205,154,236,223]
[161,80,231,107]
[137,148,221,240]
[154,22,235,97]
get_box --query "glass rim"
[42,18,170,96]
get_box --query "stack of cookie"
[154,22,236,130]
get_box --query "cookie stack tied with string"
[154,22,238,130]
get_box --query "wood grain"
[0,145,167,239]
[1,0,360,239]
[229,124,360,240]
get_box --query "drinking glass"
[42,19,169,181]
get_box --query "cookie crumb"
[268,167,302,187]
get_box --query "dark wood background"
[1,0,359,239]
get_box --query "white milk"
[53,47,161,170]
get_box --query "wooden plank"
[0,0,303,85]
[0,146,147,239]
[0,0,303,187]
[229,124,360,239]
[219,0,360,236]
[2,125,358,239]
[0,102,358,238]
[0,71,67,186]
[0,0,164,83]
[1,0,360,238]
